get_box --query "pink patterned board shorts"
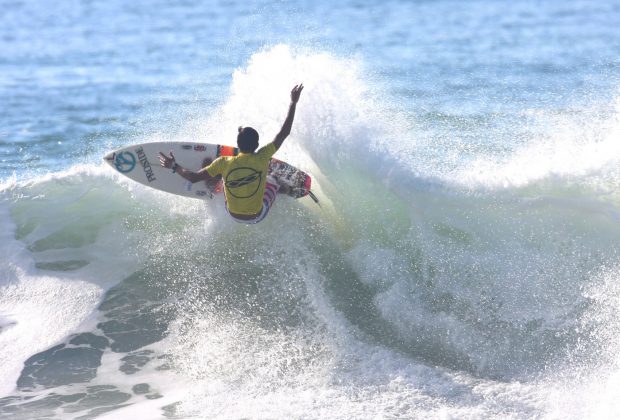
[227,182,280,224]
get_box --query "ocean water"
[2,0,620,418]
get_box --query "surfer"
[158,83,304,224]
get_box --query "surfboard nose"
[103,151,117,169]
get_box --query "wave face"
[1,45,620,419]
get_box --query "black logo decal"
[115,152,136,173]
[225,167,262,198]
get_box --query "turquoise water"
[2,1,620,419]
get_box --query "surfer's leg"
[248,180,279,223]
[260,179,279,212]
[227,180,279,224]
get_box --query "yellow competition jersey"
[205,143,277,215]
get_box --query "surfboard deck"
[103,141,314,200]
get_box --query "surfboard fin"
[307,190,320,206]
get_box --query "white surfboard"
[103,141,316,201]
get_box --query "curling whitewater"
[1,47,620,418]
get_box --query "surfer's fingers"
[157,151,175,160]
[158,152,171,167]
[291,84,303,101]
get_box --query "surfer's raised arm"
[272,84,304,151]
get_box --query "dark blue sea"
[2,0,620,418]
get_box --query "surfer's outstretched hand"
[158,151,175,169]
[291,83,304,103]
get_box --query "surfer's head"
[237,126,259,153]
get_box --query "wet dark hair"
[237,126,259,152]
